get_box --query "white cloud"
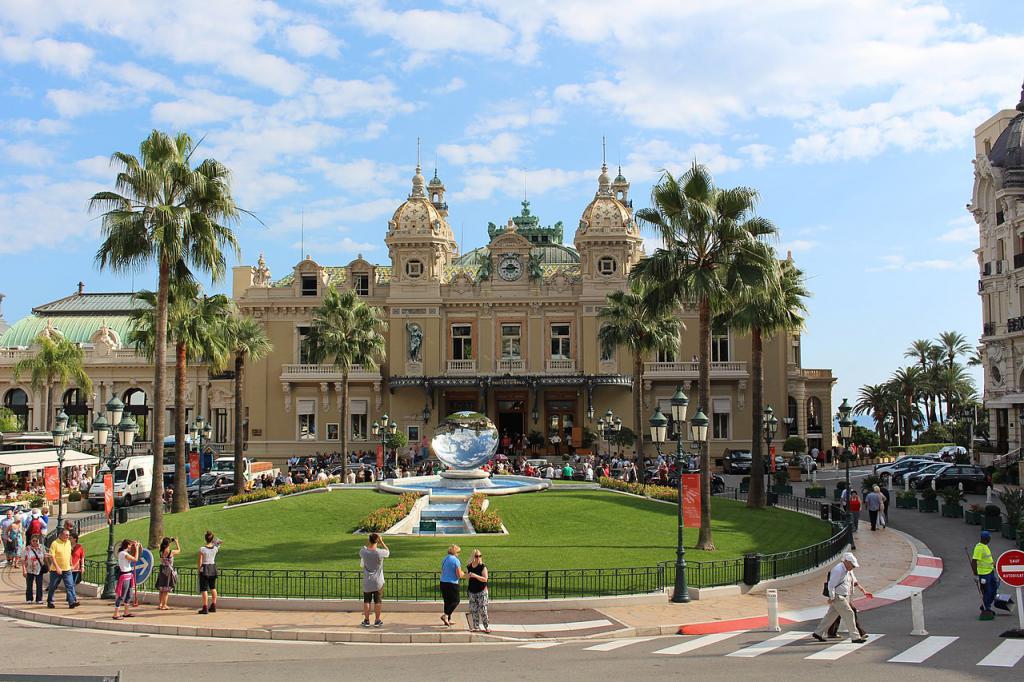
[1,118,69,135]
[283,77,413,119]
[434,77,466,95]
[103,62,176,93]
[0,33,93,76]
[937,215,977,243]
[288,236,379,255]
[310,157,403,194]
[276,198,399,233]
[437,133,521,166]
[453,166,590,202]
[73,155,114,180]
[740,143,774,168]
[623,139,744,186]
[783,239,818,253]
[46,83,137,118]
[0,176,105,254]
[465,99,560,136]
[1,140,54,167]
[284,23,341,58]
[152,90,256,127]
[872,254,977,272]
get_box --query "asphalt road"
[2,466,1021,681]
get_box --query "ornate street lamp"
[95,401,137,599]
[762,405,779,502]
[51,410,69,530]
[838,397,855,550]
[669,386,691,603]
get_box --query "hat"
[842,552,859,567]
[980,530,991,541]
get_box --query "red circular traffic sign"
[996,549,1024,588]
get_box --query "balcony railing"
[279,364,380,381]
[642,361,748,378]
[446,359,477,375]
[546,358,576,374]
[496,357,525,373]
[1008,317,1024,333]
[984,322,996,336]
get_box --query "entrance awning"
[0,448,99,474]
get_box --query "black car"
[915,464,990,494]
[187,473,236,505]
[723,450,752,474]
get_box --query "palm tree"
[887,367,925,444]
[598,283,683,461]
[129,286,231,512]
[224,313,273,494]
[13,335,93,430]
[630,162,777,550]
[92,129,241,547]
[306,286,387,482]
[937,331,971,369]
[719,255,808,509]
[967,346,983,367]
[854,383,895,441]
[904,339,935,369]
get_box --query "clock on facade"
[498,254,523,281]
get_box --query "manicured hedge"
[890,443,955,456]
[598,476,677,502]
[468,492,503,533]
[358,493,421,532]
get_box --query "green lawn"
[81,488,831,573]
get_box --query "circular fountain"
[377,411,550,497]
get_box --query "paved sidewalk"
[0,518,921,644]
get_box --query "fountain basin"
[377,474,550,498]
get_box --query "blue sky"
[1,0,1022,407]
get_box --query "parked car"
[645,467,725,494]
[894,462,947,486]
[915,464,990,493]
[937,445,968,462]
[187,473,236,505]
[874,457,933,478]
[723,450,752,474]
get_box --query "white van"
[88,456,153,509]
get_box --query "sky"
[1,0,1021,409]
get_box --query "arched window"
[787,396,798,436]
[3,388,30,431]
[62,388,89,431]
[123,388,149,441]
[806,396,823,433]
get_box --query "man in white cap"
[812,552,872,644]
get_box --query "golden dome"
[577,164,637,237]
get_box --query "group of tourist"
[3,519,84,609]
[841,483,890,533]
[360,536,490,633]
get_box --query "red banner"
[681,473,700,528]
[103,473,113,521]
[376,445,384,468]
[189,451,200,483]
[43,466,59,502]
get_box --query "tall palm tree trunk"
[340,372,349,481]
[697,298,715,551]
[172,343,189,513]
[903,396,913,446]
[148,260,168,549]
[45,380,54,431]
[633,355,645,462]
[747,326,765,509]
[233,352,247,494]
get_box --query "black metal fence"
[79,490,850,599]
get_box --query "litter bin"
[820,503,830,520]
[116,507,128,524]
[829,504,844,523]
[767,491,778,506]
[743,553,762,586]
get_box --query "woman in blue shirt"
[440,545,464,627]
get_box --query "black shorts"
[363,589,382,604]
[199,573,217,592]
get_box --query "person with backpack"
[25,509,45,542]
[21,534,47,603]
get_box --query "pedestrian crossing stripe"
[887,636,958,664]
[977,640,1024,668]
[518,641,562,649]
[804,634,884,660]
[652,632,742,656]
[726,631,811,658]
[584,637,656,652]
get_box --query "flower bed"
[358,493,421,532]
[225,489,277,506]
[225,478,339,507]
[468,492,503,533]
[598,476,676,502]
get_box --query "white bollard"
[905,477,910,493]
[986,486,993,504]
[910,590,928,636]
[766,588,781,632]
[958,482,964,493]
[931,479,936,491]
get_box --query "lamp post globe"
[106,396,124,427]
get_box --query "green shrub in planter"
[1002,521,1018,540]
[775,484,794,495]
[897,491,919,510]
[964,504,983,525]
[939,486,964,517]
[919,487,938,512]
[806,485,826,498]
[861,474,884,492]
[999,488,1024,539]
[739,476,750,493]
[982,504,1003,531]
[67,489,82,502]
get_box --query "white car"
[937,445,967,462]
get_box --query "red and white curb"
[678,554,943,635]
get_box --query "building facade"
[973,83,1024,453]
[0,163,835,464]
[230,163,835,462]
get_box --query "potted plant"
[787,457,803,482]
[834,480,848,502]
[999,487,1024,540]
[897,490,918,510]
[806,483,826,498]
[919,487,939,513]
[860,474,884,492]
[983,504,1003,532]
[774,470,793,496]
[739,476,750,493]
[964,503,983,525]
[939,486,964,518]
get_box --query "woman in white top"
[112,539,139,620]
[197,530,222,614]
